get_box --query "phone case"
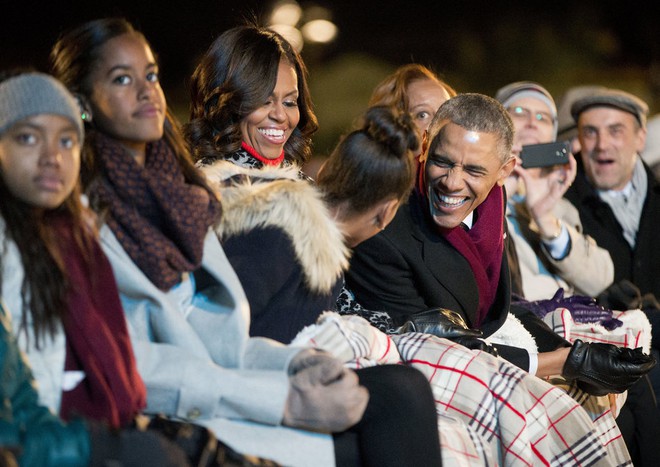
[520,141,570,168]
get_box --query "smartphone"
[520,141,571,169]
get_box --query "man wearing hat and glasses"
[495,82,614,301]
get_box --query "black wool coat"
[565,156,660,299]
[346,190,568,370]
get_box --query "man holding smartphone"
[495,82,614,300]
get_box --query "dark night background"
[3,0,660,156]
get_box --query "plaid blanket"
[543,307,652,353]
[292,312,631,466]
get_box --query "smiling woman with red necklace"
[185,24,446,467]
[186,25,317,171]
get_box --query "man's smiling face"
[426,122,514,229]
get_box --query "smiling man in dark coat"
[346,93,655,393]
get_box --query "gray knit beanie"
[0,73,83,142]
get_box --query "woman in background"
[369,63,456,134]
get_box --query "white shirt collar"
[462,211,475,229]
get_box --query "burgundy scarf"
[54,216,146,428]
[90,133,220,290]
[417,161,504,327]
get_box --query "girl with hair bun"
[317,105,418,249]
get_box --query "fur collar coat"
[201,161,350,343]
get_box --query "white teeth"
[439,194,465,206]
[259,128,285,137]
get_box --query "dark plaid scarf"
[90,133,219,290]
[417,160,504,327]
[54,215,146,428]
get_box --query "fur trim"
[201,161,350,294]
[485,312,538,353]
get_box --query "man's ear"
[496,156,516,187]
[75,94,93,124]
[635,125,647,154]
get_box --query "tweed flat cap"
[571,88,648,128]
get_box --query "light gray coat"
[99,225,334,466]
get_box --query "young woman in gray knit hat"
[0,70,189,466]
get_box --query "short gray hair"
[427,93,514,163]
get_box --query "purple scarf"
[90,133,220,290]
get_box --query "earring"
[81,111,92,123]
[75,93,92,124]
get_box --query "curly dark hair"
[185,24,318,166]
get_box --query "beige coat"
[507,198,614,300]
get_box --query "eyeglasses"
[507,106,555,126]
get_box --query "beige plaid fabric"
[293,312,631,466]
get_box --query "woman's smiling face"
[239,60,300,160]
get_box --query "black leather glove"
[451,336,499,357]
[597,279,642,311]
[562,339,657,396]
[394,307,483,339]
